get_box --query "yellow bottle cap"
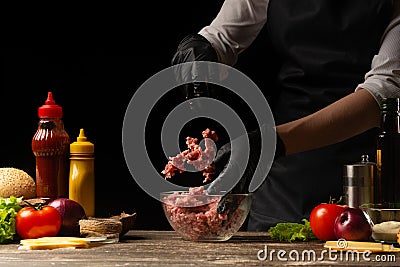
[70,129,94,154]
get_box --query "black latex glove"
[171,33,219,101]
[207,126,286,214]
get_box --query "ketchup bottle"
[32,92,70,200]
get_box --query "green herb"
[0,196,23,243]
[267,219,317,242]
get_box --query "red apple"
[334,207,372,241]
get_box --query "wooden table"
[0,230,398,266]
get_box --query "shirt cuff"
[199,27,238,66]
[356,53,400,107]
[357,77,400,107]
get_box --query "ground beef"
[161,186,247,241]
[161,128,218,183]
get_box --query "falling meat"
[161,128,218,183]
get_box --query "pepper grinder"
[343,155,376,208]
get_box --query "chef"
[171,0,400,231]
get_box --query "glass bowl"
[160,187,252,242]
[360,203,400,243]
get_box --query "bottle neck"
[380,111,400,134]
[38,117,64,125]
[70,153,94,159]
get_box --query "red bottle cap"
[38,92,63,118]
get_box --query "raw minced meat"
[161,128,218,183]
[161,186,247,241]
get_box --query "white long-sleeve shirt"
[199,0,400,104]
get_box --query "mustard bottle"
[69,129,95,217]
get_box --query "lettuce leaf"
[267,219,317,242]
[0,196,22,243]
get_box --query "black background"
[0,2,278,230]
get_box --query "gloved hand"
[207,126,286,214]
[171,33,219,101]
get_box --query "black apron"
[248,0,393,231]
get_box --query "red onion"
[48,198,87,237]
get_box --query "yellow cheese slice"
[19,237,92,250]
[324,240,400,253]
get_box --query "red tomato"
[309,203,348,241]
[16,205,62,239]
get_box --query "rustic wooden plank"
[0,231,398,266]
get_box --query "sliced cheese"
[19,237,92,250]
[324,240,400,253]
